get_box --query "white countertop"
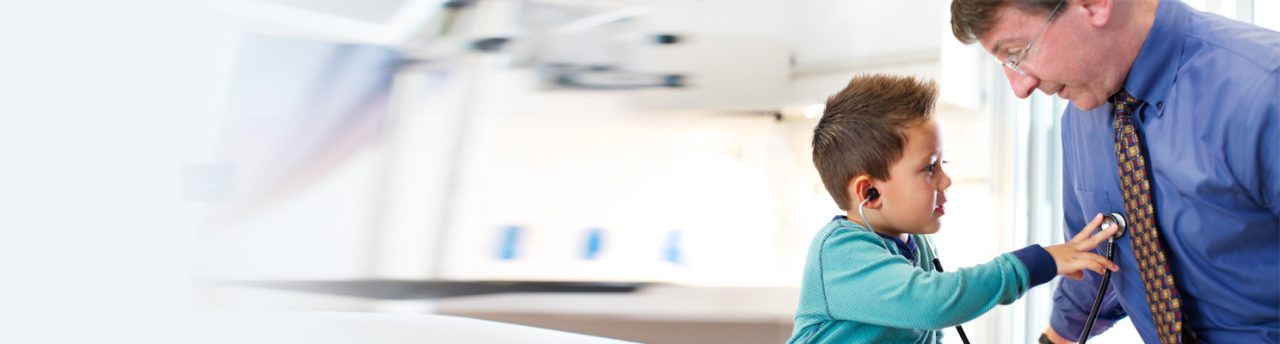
[431,285,800,323]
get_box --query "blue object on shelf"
[664,229,683,265]
[583,228,604,260]
[498,226,521,260]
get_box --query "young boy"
[788,74,1120,344]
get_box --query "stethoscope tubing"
[1079,212,1127,344]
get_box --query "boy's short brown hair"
[812,74,937,210]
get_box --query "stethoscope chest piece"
[1102,212,1127,239]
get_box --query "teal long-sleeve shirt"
[789,216,1056,344]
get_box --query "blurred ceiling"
[257,0,415,23]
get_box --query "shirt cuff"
[1049,282,1122,341]
[1050,308,1086,342]
[1010,244,1056,287]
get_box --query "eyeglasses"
[999,0,1065,75]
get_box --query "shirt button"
[1156,101,1164,108]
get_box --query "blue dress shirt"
[1051,2,1280,342]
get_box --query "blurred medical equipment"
[407,0,685,90]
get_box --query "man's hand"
[1044,213,1120,280]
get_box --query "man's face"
[978,3,1120,110]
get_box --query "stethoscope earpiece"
[866,188,880,202]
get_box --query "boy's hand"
[1044,213,1121,280]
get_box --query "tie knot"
[1111,90,1143,117]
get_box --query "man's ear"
[848,175,880,209]
[1079,0,1113,28]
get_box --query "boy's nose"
[938,169,952,190]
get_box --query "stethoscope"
[858,188,972,344]
[859,187,1127,344]
[1079,212,1127,343]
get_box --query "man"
[950,0,1278,343]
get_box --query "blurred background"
[2,0,1274,343]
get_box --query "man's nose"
[1002,66,1039,99]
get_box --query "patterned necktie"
[1112,91,1194,344]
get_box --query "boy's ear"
[849,175,881,209]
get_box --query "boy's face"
[874,119,951,237]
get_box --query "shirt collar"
[879,233,916,264]
[1123,0,1189,118]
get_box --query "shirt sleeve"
[819,228,1032,330]
[1009,244,1057,287]
[1050,120,1128,341]
[1247,70,1279,216]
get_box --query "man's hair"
[951,0,1061,44]
[812,74,937,211]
